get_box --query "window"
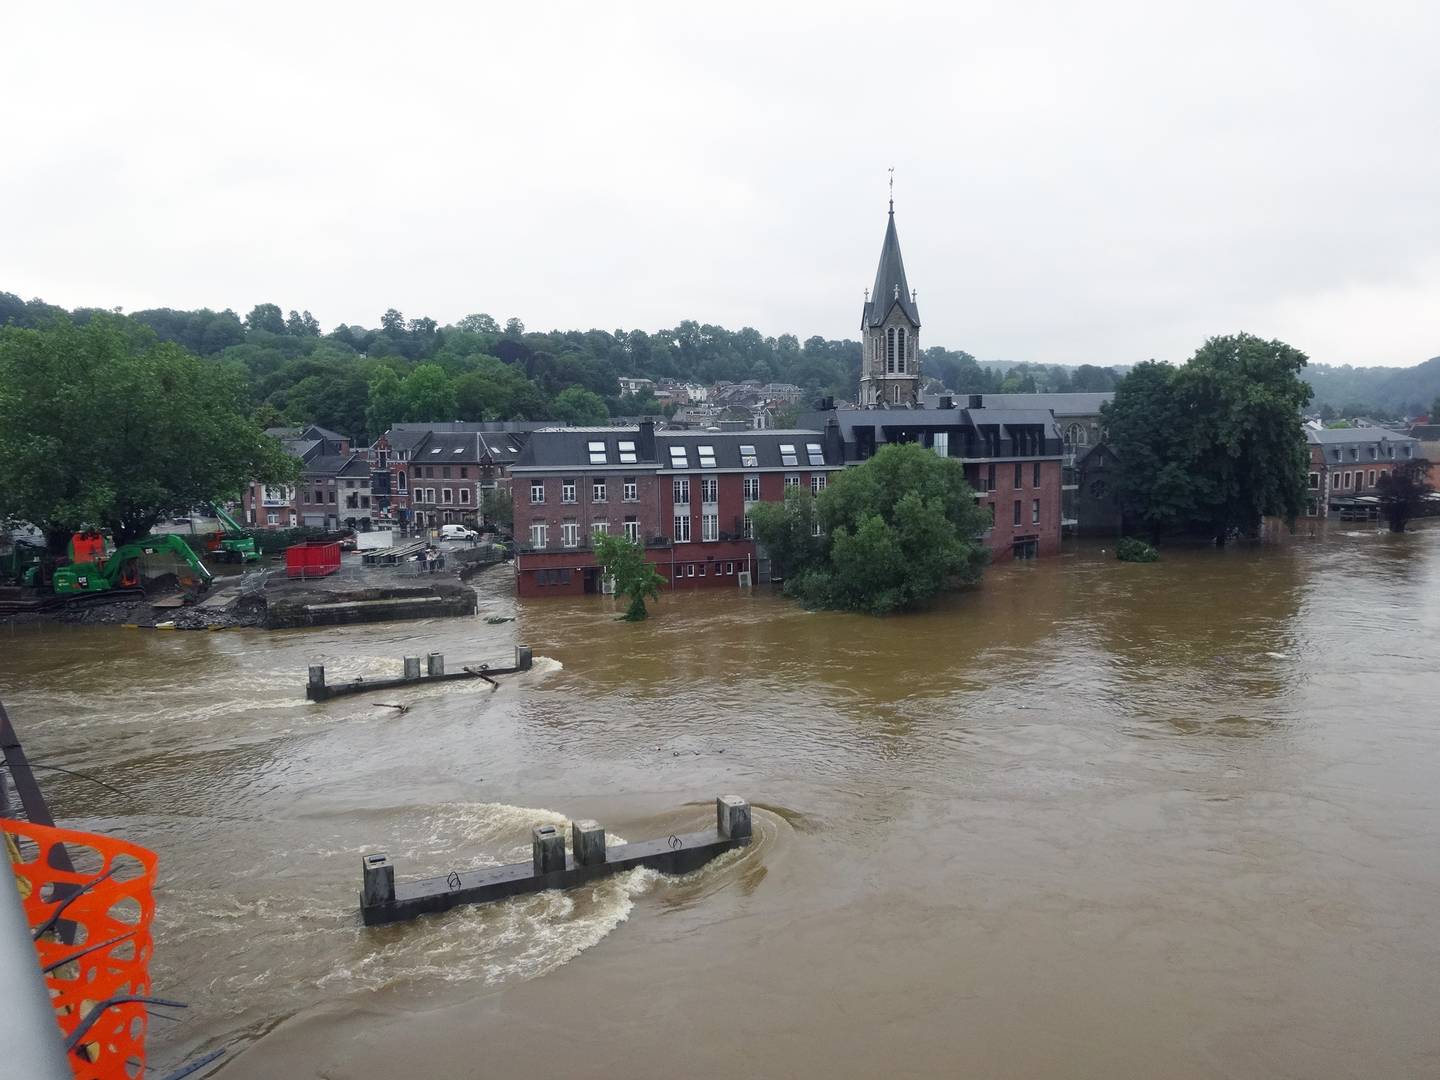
[1014,463,1023,489]
[740,444,758,467]
[1032,498,1040,524]
[987,503,996,528]
[624,516,640,541]
[592,521,609,536]
[588,441,607,465]
[460,467,468,478]
[674,514,691,542]
[442,466,451,479]
[743,475,760,501]
[303,491,312,504]
[886,327,895,373]
[1368,447,1377,460]
[397,472,407,492]
[743,515,754,539]
[811,474,826,494]
[623,478,638,501]
[1308,472,1320,490]
[1033,463,1041,487]
[673,477,690,504]
[812,519,823,536]
[593,481,607,502]
[1367,469,1376,488]
[531,482,544,504]
[785,474,800,489]
[618,440,638,465]
[1013,500,1022,526]
[686,563,695,577]
[701,477,718,503]
[702,513,718,541]
[986,463,996,491]
[1349,448,1359,461]
[669,446,688,468]
[1343,472,1352,489]
[698,445,717,468]
[1064,422,1088,448]
[529,522,548,548]
[896,327,907,373]
[535,570,547,587]
[698,563,706,576]
[442,488,453,504]
[806,442,824,466]
[266,511,278,525]
[561,479,576,503]
[933,432,948,458]
[459,489,471,505]
[779,444,799,467]
[562,520,579,548]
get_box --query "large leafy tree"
[550,386,609,426]
[754,443,989,615]
[593,534,665,621]
[1376,460,1433,532]
[1105,335,1311,544]
[0,315,297,548]
[402,363,456,421]
[365,367,408,436]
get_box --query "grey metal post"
[426,652,445,676]
[571,820,606,866]
[717,795,752,840]
[308,665,325,691]
[515,644,533,671]
[532,824,565,876]
[403,656,421,680]
[361,853,395,907]
[0,854,72,1079]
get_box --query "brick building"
[801,399,1065,561]
[369,422,543,529]
[1306,427,1420,518]
[511,423,847,596]
[242,424,353,529]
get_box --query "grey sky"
[4,2,1438,367]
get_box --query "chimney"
[968,394,984,409]
[638,419,657,460]
[939,395,953,410]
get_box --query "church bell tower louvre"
[857,183,921,407]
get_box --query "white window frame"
[592,521,608,536]
[674,514,691,543]
[702,513,718,541]
[785,474,800,489]
[811,474,826,494]
[623,518,640,541]
[562,520,579,548]
[743,475,760,501]
[592,481,606,502]
[531,482,544,504]
[561,480,577,504]
[624,479,638,501]
[529,522,548,548]
[673,477,690,505]
[700,477,718,503]
[1032,498,1040,524]
[459,488,471,505]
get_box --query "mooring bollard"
[308,665,326,692]
[571,820,606,866]
[361,853,395,907]
[532,824,566,876]
[717,795,752,840]
[427,652,445,676]
[515,645,533,671]
[403,656,421,680]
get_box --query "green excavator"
[205,503,260,563]
[52,534,214,596]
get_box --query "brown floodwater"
[2,528,1438,1079]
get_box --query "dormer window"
[740,444,758,467]
[698,445,717,468]
[618,440,638,464]
[668,446,688,469]
[779,444,798,467]
[806,443,824,466]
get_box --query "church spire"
[863,196,919,330]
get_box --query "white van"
[440,524,478,541]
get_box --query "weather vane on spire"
[888,166,894,212]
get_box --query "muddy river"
[2,529,1437,1078]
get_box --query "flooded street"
[3,530,1439,1079]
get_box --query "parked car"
[440,524,479,541]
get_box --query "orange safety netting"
[3,817,158,1080]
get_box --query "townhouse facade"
[368,422,542,529]
[1306,427,1420,517]
[242,424,354,529]
[511,423,847,596]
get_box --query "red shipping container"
[285,541,341,578]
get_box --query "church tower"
[857,194,921,407]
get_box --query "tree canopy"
[594,534,665,620]
[0,315,297,547]
[753,443,990,615]
[1103,333,1312,543]
[1376,460,1434,533]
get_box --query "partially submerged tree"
[753,443,989,615]
[1376,459,1434,533]
[593,534,666,621]
[0,315,297,548]
[480,487,513,530]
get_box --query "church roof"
[862,206,920,329]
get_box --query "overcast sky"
[4,2,1438,367]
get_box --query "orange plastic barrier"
[3,818,158,1079]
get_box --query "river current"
[2,528,1437,1078]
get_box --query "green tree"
[1102,361,1197,540]
[365,367,408,436]
[551,386,609,425]
[1376,460,1433,532]
[458,313,500,333]
[0,315,296,548]
[593,534,666,621]
[244,303,286,336]
[403,363,456,421]
[480,488,513,529]
[754,444,989,615]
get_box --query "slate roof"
[1305,427,1415,446]
[970,392,1113,416]
[812,407,1059,438]
[513,428,649,469]
[862,208,920,329]
[512,428,844,471]
[301,453,352,478]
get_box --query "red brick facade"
[965,458,1064,560]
